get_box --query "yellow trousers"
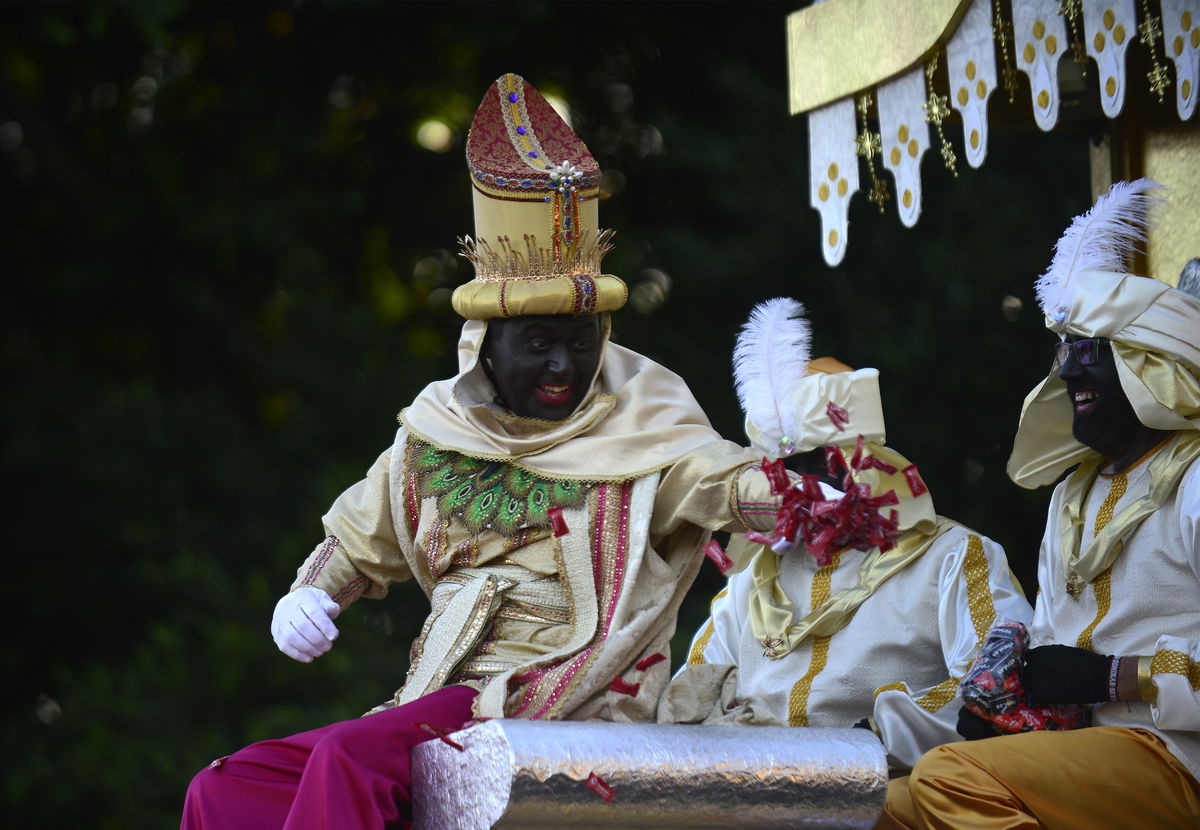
[877,727,1200,829]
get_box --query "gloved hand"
[271,586,341,663]
[956,705,999,740]
[1022,644,1115,704]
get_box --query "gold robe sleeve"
[290,443,414,608]
[651,439,780,538]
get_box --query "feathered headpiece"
[733,298,811,458]
[1035,177,1163,325]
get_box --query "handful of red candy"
[752,436,906,567]
[960,621,1087,733]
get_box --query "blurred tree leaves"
[2,2,1087,826]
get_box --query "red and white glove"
[271,586,341,662]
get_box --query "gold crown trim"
[460,229,615,282]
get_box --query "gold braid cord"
[1059,0,1089,76]
[1138,0,1172,102]
[923,54,959,178]
[992,0,1020,103]
[855,92,889,213]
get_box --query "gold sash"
[1058,430,1200,596]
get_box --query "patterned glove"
[1023,644,1116,704]
[271,586,341,663]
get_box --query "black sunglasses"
[1054,337,1109,368]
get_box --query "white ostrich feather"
[733,297,811,457]
[1036,178,1163,321]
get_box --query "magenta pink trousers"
[181,685,478,830]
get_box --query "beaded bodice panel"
[409,440,593,536]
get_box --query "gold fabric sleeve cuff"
[1137,655,1158,703]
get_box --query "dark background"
[4,2,1094,826]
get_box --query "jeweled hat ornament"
[452,73,628,321]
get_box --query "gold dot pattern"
[1107,76,1118,95]
[1024,42,1037,63]
[898,124,909,143]
[1176,35,1185,56]
[828,229,839,247]
[1104,8,1115,30]
[907,139,918,157]
[1184,10,1193,30]
[1151,649,1200,690]
[966,61,977,81]
[976,80,987,98]
[1115,24,1126,44]
[828,162,839,180]
[1096,31,1107,51]
[970,129,980,148]
[819,183,830,201]
[1184,79,1192,100]
[837,178,848,197]
[687,587,727,665]
[1034,19,1046,39]
[1193,28,1200,48]
[1046,34,1058,55]
[902,189,913,208]
[1038,89,1050,108]
[890,146,901,165]
[787,553,841,726]
[1075,472,1126,653]
[958,87,969,105]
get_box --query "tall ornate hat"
[1008,179,1200,489]
[452,73,628,321]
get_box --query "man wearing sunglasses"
[891,181,1200,828]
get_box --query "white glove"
[271,586,341,663]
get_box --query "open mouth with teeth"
[1071,389,1099,415]
[535,383,572,405]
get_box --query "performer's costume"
[660,332,1031,770]
[896,181,1200,829]
[182,74,783,829]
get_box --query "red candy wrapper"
[825,445,847,478]
[415,722,465,752]
[826,400,850,431]
[609,677,641,697]
[761,457,791,495]
[902,464,928,497]
[766,449,904,567]
[635,652,666,671]
[704,539,734,573]
[548,506,569,537]
[858,455,898,475]
[960,622,1087,734]
[584,771,615,802]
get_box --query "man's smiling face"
[1056,335,1142,457]
[484,314,602,421]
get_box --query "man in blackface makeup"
[891,180,1200,828]
[182,73,790,830]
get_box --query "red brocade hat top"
[453,73,626,321]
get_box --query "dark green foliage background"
[3,2,1089,826]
